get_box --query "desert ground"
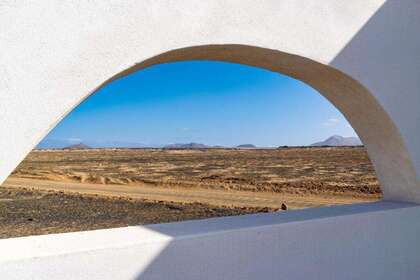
[1,147,381,238]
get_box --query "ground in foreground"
[0,186,271,239]
[1,147,381,238]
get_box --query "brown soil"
[11,147,381,196]
[1,147,381,238]
[0,186,271,239]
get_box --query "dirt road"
[2,178,377,209]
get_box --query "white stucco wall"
[1,0,419,202]
[1,1,420,279]
[1,202,420,280]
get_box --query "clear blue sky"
[39,61,357,148]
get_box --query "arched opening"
[1,45,416,206]
[2,3,419,277]
[2,57,383,238]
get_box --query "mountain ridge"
[311,135,362,147]
[63,143,91,150]
[163,142,210,149]
[236,144,257,149]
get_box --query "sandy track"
[2,178,377,209]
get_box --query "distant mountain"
[63,143,91,150]
[86,140,148,149]
[36,138,151,149]
[311,135,362,147]
[164,143,209,149]
[236,144,256,148]
[36,138,80,149]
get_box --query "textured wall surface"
[1,1,420,279]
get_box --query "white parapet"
[1,202,419,280]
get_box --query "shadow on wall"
[331,0,420,178]
[133,2,420,279]
[132,202,418,280]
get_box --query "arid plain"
[1,147,381,238]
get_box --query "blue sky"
[39,61,357,148]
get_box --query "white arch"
[2,1,420,279]
[1,0,419,204]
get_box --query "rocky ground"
[0,186,271,238]
[1,147,381,238]
[11,147,380,196]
